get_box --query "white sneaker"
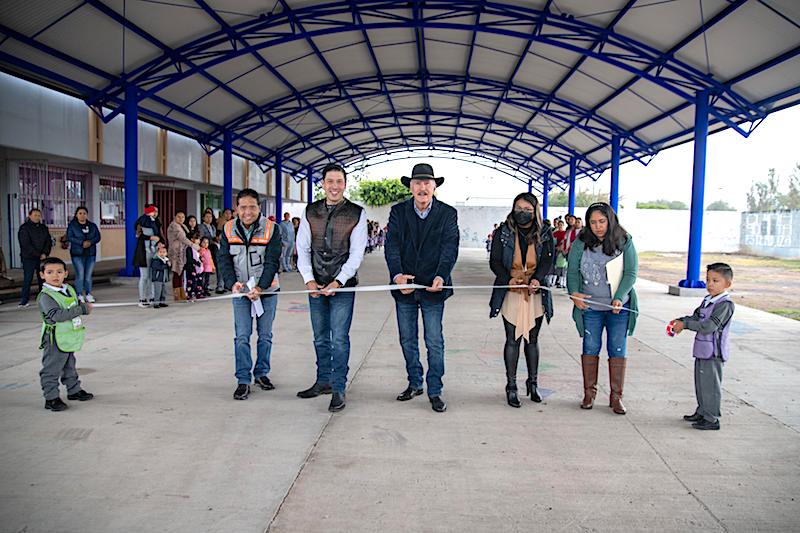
[78,295,86,303]
[137,300,149,308]
[17,302,30,308]
[85,294,96,303]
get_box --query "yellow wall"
[100,228,126,258]
[44,227,126,263]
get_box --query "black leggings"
[502,316,544,385]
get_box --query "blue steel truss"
[207,74,658,167]
[0,0,797,185]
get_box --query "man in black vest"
[296,163,368,412]
[385,164,459,413]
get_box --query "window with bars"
[99,177,125,227]
[201,192,222,217]
[19,163,87,227]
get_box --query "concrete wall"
[0,74,88,160]
[740,211,800,259]
[363,202,742,253]
[166,131,204,182]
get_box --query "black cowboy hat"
[401,163,445,188]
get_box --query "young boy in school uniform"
[37,257,94,411]
[670,263,735,430]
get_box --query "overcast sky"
[353,104,800,211]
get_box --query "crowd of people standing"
[23,163,733,433]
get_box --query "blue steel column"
[680,90,710,289]
[122,84,139,277]
[274,155,283,218]
[568,157,577,216]
[527,178,533,193]
[610,134,620,212]
[223,130,233,209]
[306,167,313,205]
[542,171,549,220]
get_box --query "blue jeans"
[138,248,154,301]
[582,309,629,358]
[232,294,278,384]
[308,292,356,393]
[71,255,96,295]
[395,299,446,397]
[280,244,294,272]
[20,257,42,305]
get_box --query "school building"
[0,72,308,270]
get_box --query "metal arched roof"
[1,0,798,185]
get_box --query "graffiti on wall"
[741,211,796,248]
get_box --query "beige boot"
[609,358,627,415]
[580,355,599,409]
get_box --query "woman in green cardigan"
[566,203,638,415]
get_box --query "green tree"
[747,168,782,212]
[706,200,736,211]
[636,199,688,210]
[352,178,411,207]
[548,188,609,207]
[782,164,800,210]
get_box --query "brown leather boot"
[580,355,599,409]
[609,357,627,415]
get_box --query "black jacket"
[149,256,171,283]
[384,198,459,304]
[489,222,554,322]
[133,214,163,268]
[18,219,52,260]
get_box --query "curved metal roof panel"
[0,0,798,185]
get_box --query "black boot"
[502,319,522,408]
[525,377,542,403]
[506,384,521,408]
[297,382,332,398]
[524,323,543,403]
[328,392,346,412]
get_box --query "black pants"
[20,257,42,304]
[502,316,543,385]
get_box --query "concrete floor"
[0,249,798,533]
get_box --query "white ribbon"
[6,283,661,322]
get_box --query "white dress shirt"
[296,203,368,286]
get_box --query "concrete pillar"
[122,84,139,277]
[89,171,101,260]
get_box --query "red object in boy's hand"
[666,322,676,337]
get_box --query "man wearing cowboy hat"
[385,163,459,413]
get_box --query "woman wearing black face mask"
[489,192,554,407]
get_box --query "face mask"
[513,210,533,226]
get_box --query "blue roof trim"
[0,0,795,187]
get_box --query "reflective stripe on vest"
[224,218,279,288]
[224,217,275,246]
[38,285,86,353]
